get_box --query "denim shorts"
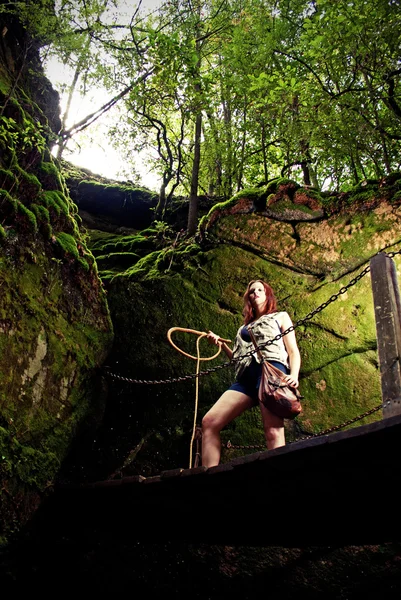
[228,358,289,404]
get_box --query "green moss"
[41,190,70,216]
[56,231,80,258]
[348,190,377,203]
[298,187,325,204]
[42,190,61,215]
[0,168,18,192]
[265,177,299,195]
[90,233,154,256]
[55,232,91,272]
[0,188,18,213]
[31,202,50,223]
[14,165,42,196]
[0,427,60,489]
[350,180,379,192]
[17,201,38,232]
[299,351,381,433]
[106,238,204,282]
[267,198,322,216]
[122,250,166,280]
[42,222,53,239]
[199,186,267,232]
[96,251,140,270]
[77,179,155,197]
[221,187,264,208]
[37,161,63,190]
[0,79,114,542]
[14,444,60,488]
[0,77,10,95]
[69,215,81,237]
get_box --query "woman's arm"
[278,313,301,388]
[207,331,233,360]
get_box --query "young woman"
[202,280,301,468]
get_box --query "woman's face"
[248,281,267,311]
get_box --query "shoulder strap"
[247,324,265,363]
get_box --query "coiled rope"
[167,327,231,468]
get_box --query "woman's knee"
[202,412,220,433]
[264,426,284,446]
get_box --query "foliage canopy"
[5,0,401,228]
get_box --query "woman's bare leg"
[201,390,254,468]
[259,402,285,449]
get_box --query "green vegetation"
[19,0,399,234]
[0,50,113,541]
[17,201,37,232]
[2,0,401,550]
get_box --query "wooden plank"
[370,253,401,417]
[39,415,401,547]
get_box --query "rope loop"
[166,327,231,468]
[167,327,231,361]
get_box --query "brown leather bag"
[248,325,302,420]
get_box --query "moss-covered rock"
[0,16,113,541]
[3,4,401,594]
[61,161,159,230]
[76,173,401,483]
[200,175,401,237]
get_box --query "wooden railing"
[371,253,401,418]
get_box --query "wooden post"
[370,253,401,417]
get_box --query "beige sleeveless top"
[231,312,289,379]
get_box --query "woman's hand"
[283,374,299,388]
[207,330,221,346]
[207,330,233,360]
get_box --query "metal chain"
[295,403,383,440]
[105,248,401,386]
[103,361,230,385]
[252,248,400,354]
[386,249,401,259]
[224,402,383,449]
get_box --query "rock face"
[2,6,401,596]
[61,161,159,231]
[0,10,113,538]
[61,161,218,233]
[80,176,401,483]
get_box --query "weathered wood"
[35,415,401,547]
[370,253,401,417]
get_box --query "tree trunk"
[261,122,268,184]
[187,110,202,235]
[155,182,167,220]
[187,10,202,237]
[301,161,311,186]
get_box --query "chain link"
[295,403,382,440]
[386,248,401,259]
[224,402,383,449]
[103,361,230,385]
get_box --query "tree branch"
[385,69,401,120]
[61,69,154,140]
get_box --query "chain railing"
[224,402,383,450]
[105,248,401,386]
[104,247,401,472]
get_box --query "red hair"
[243,280,277,325]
